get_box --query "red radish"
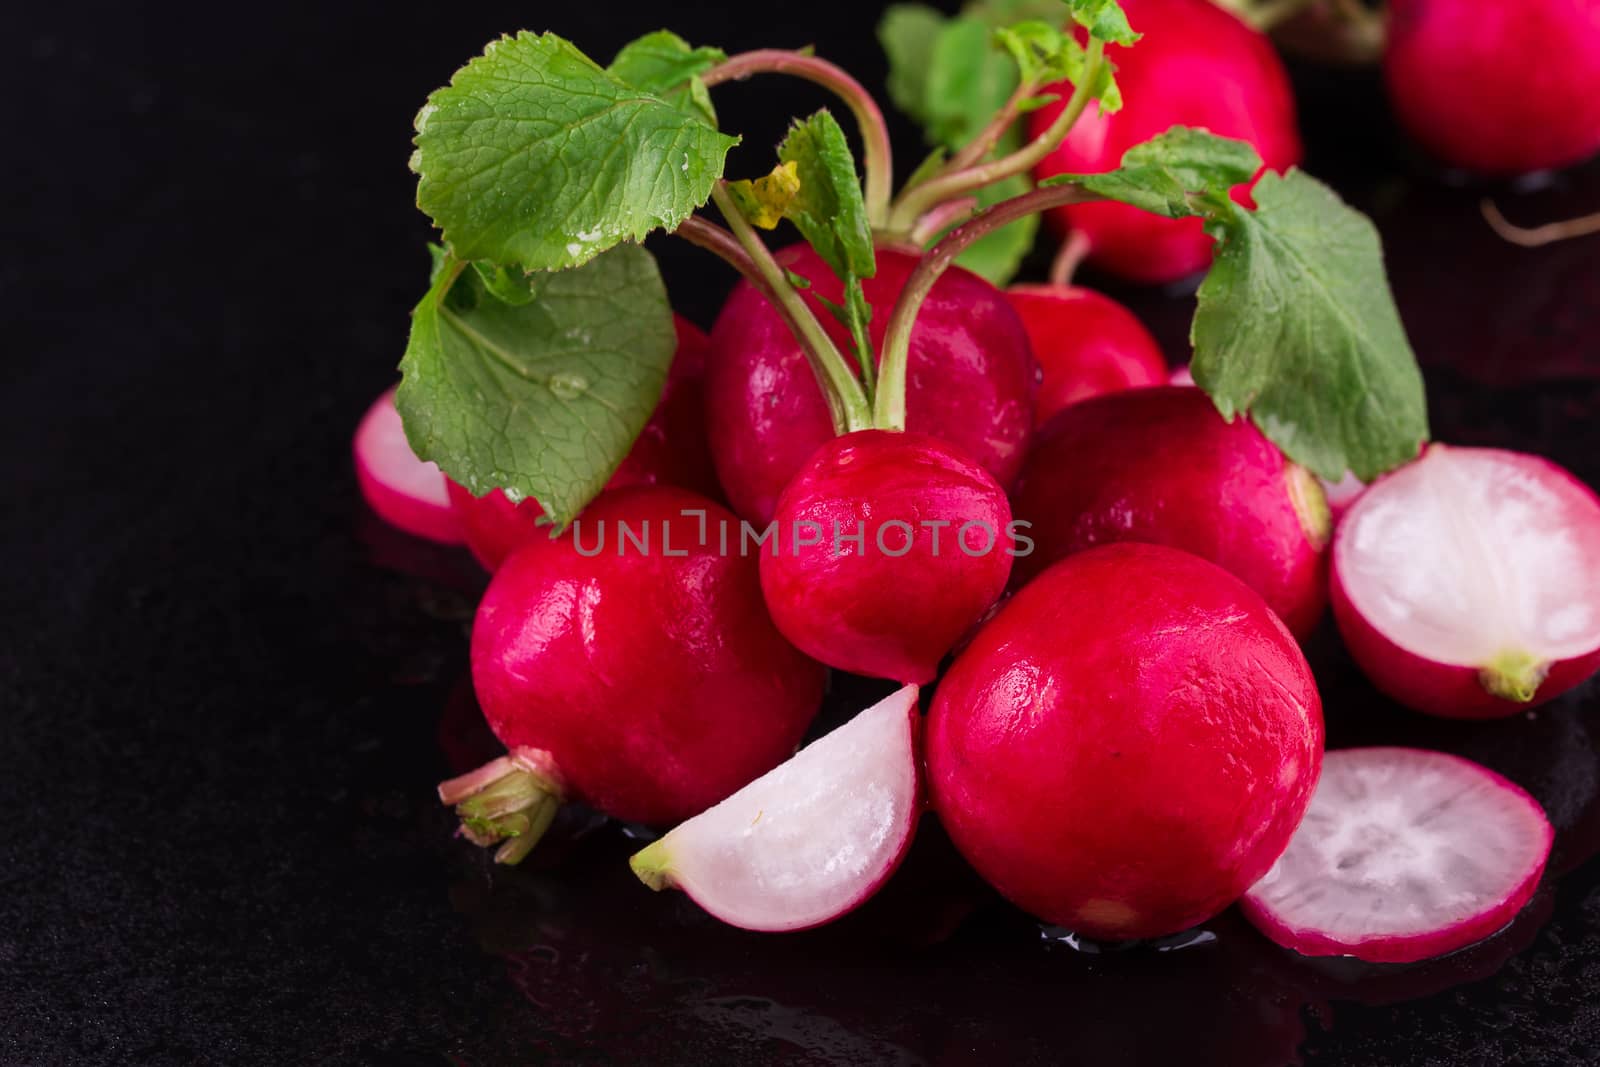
[928,543,1324,941]
[1029,0,1302,284]
[706,243,1036,524]
[353,385,462,544]
[1011,386,1330,639]
[448,315,720,569]
[629,684,922,932]
[443,486,825,862]
[1332,444,1600,717]
[1241,747,1553,964]
[760,431,1014,684]
[1004,284,1167,425]
[1384,0,1600,176]
[1168,364,1194,387]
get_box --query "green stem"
[438,749,566,866]
[710,183,873,434]
[702,49,895,229]
[886,39,1105,234]
[943,80,1035,173]
[875,182,1102,430]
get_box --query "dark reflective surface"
[6,2,1600,1064]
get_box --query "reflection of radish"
[447,316,719,570]
[1332,445,1600,717]
[929,544,1323,941]
[1011,387,1330,639]
[1004,284,1167,426]
[353,385,462,544]
[1029,0,1302,284]
[1385,0,1600,176]
[761,431,1013,684]
[1242,747,1553,964]
[446,487,825,862]
[629,685,921,932]
[706,244,1036,524]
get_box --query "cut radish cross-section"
[1333,444,1600,717]
[629,685,921,932]
[1242,747,1552,964]
[353,386,461,544]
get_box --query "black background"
[6,2,1600,1064]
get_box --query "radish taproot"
[1242,747,1553,964]
[1010,386,1330,639]
[1028,0,1302,284]
[1332,444,1600,717]
[443,487,825,862]
[1004,283,1167,425]
[353,385,462,545]
[1384,0,1600,176]
[629,684,922,932]
[760,431,1015,684]
[705,244,1036,524]
[447,315,719,570]
[928,543,1324,941]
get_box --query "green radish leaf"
[413,32,738,272]
[1066,0,1139,45]
[396,243,675,528]
[925,16,1020,148]
[1043,126,1264,217]
[606,30,726,126]
[471,261,538,306]
[1192,170,1429,482]
[777,110,877,281]
[878,4,946,124]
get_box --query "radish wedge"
[1242,747,1552,964]
[353,386,461,544]
[1332,444,1600,716]
[629,685,921,932]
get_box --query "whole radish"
[1384,0,1600,176]
[1332,444,1600,717]
[1005,283,1167,425]
[1010,386,1330,639]
[448,315,720,570]
[928,543,1324,941]
[444,486,824,862]
[706,243,1036,524]
[761,431,1015,684]
[1029,0,1302,284]
[352,385,462,544]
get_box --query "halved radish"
[629,685,922,932]
[353,385,461,544]
[1242,747,1552,964]
[1333,444,1600,717]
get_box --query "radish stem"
[710,183,873,434]
[1482,200,1600,247]
[1049,229,1093,286]
[875,182,1101,431]
[702,50,895,229]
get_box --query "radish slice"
[1242,747,1552,964]
[1333,444,1600,716]
[629,685,921,932]
[1320,470,1367,521]
[353,386,462,544]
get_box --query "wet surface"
[6,2,1600,1064]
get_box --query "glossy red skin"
[1029,0,1302,284]
[928,543,1324,940]
[760,431,1014,685]
[449,316,720,570]
[1330,454,1600,718]
[1240,749,1552,963]
[706,244,1037,524]
[1005,284,1167,425]
[1011,387,1329,639]
[471,487,825,826]
[1385,0,1600,175]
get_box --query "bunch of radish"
[351,0,1600,968]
